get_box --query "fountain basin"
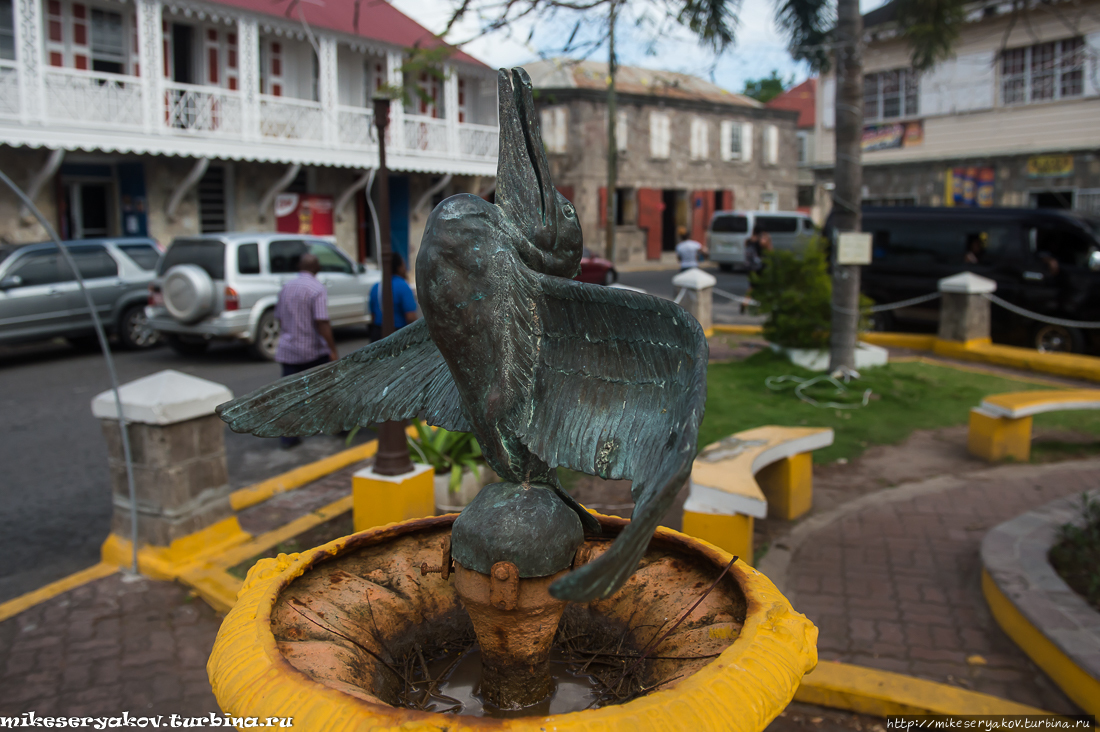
[208,513,818,730]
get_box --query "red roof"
[209,0,486,67]
[766,78,816,128]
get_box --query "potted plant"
[750,238,886,371]
[407,419,497,513]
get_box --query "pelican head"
[495,67,582,279]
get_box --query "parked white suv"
[147,233,380,360]
[706,210,816,272]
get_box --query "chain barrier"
[982,293,1100,329]
[831,291,943,316]
[712,287,759,307]
[673,288,686,305]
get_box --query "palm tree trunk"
[605,0,618,264]
[828,0,863,371]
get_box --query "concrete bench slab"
[968,389,1100,461]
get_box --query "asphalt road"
[0,266,751,605]
[0,329,377,603]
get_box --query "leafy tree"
[742,70,793,103]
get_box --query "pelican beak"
[496,67,557,253]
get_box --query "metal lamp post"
[371,95,414,476]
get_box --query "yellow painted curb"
[933,339,1100,384]
[860,332,937,351]
[712,324,764,335]
[982,569,1100,716]
[0,562,117,623]
[229,441,378,511]
[208,515,819,731]
[101,516,253,581]
[181,495,355,614]
[795,660,1051,715]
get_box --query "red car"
[576,248,617,285]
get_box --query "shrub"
[407,419,483,493]
[749,237,871,349]
[1048,492,1100,611]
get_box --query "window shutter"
[720,121,733,161]
[741,122,753,162]
[765,125,778,165]
[540,108,553,147]
[1084,34,1100,96]
[822,77,835,129]
[616,110,628,152]
[598,187,608,228]
[650,112,670,158]
[555,107,567,153]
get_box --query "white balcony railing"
[403,114,448,154]
[337,105,377,149]
[44,67,144,129]
[260,95,324,143]
[459,122,498,160]
[0,61,19,119]
[165,82,243,136]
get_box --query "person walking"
[745,224,773,273]
[675,227,706,271]
[273,252,339,448]
[368,253,419,341]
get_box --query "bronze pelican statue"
[217,67,708,604]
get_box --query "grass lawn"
[700,350,1100,464]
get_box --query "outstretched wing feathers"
[215,318,472,437]
[510,273,708,602]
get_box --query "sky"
[391,0,890,95]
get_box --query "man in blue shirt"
[369,254,419,340]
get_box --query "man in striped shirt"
[273,252,339,447]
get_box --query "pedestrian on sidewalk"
[368,253,419,341]
[675,227,706,271]
[745,224,773,273]
[274,252,339,448]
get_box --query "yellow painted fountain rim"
[208,513,819,732]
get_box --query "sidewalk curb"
[0,562,116,624]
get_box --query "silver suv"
[147,233,380,360]
[0,238,161,349]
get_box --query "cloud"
[392,0,889,93]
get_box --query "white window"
[616,110,628,153]
[864,69,919,121]
[540,106,568,154]
[90,9,126,74]
[689,117,708,160]
[760,191,778,212]
[764,125,779,165]
[796,131,810,165]
[649,111,670,159]
[1002,38,1084,105]
[720,120,753,161]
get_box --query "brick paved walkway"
[0,573,222,721]
[781,458,1100,714]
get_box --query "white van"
[706,210,816,272]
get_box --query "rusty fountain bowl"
[207,513,818,731]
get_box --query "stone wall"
[0,147,63,246]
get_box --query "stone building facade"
[523,60,800,263]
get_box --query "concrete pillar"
[937,272,996,342]
[672,267,717,335]
[92,370,234,547]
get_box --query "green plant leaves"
[407,418,484,494]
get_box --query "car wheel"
[1034,324,1084,354]
[165,334,209,356]
[602,269,617,286]
[118,303,160,350]
[252,310,280,361]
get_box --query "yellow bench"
[682,426,834,565]
[968,389,1100,462]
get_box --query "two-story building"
[767,78,820,221]
[811,0,1100,215]
[523,59,800,264]
[0,0,499,265]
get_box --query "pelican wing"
[509,271,709,602]
[216,318,472,437]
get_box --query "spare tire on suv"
[163,264,216,324]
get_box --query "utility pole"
[827,0,864,372]
[371,96,414,476]
[605,0,618,264]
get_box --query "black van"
[848,207,1100,353]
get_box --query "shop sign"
[275,194,335,236]
[1026,155,1074,178]
[945,167,994,207]
[862,121,923,152]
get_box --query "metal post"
[371,96,414,476]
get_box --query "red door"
[637,188,665,261]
